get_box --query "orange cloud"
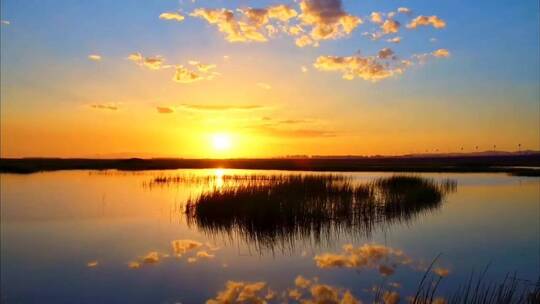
[314,243,409,272]
[314,50,410,82]
[206,281,269,304]
[397,7,412,15]
[156,106,174,114]
[298,0,362,42]
[370,12,383,24]
[171,239,203,256]
[432,48,450,58]
[172,65,204,83]
[159,12,185,22]
[128,52,166,70]
[407,15,446,29]
[90,104,118,111]
[190,8,267,42]
[88,54,102,61]
[87,260,98,268]
[381,19,400,34]
[433,267,451,277]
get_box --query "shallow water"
[1,170,538,303]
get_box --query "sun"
[211,134,232,151]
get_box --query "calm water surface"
[1,170,538,303]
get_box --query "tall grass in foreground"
[180,174,456,251]
[395,257,540,304]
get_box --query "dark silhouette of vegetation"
[407,260,540,304]
[182,175,457,251]
[1,154,539,176]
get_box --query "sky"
[1,0,539,158]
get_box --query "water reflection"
[127,239,221,269]
[163,174,457,252]
[205,275,409,304]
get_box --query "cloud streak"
[90,104,118,111]
[179,104,265,111]
[88,54,102,61]
[156,106,174,114]
[159,12,185,22]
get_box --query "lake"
[1,170,538,303]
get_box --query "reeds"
[182,174,456,251]
[408,261,539,304]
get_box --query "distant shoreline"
[1,154,540,176]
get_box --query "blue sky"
[1,0,539,157]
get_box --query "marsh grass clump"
[183,174,456,250]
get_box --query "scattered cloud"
[179,104,265,111]
[295,34,318,47]
[190,7,266,42]
[381,19,400,34]
[143,57,165,70]
[206,278,361,304]
[88,54,102,61]
[383,291,400,304]
[387,37,401,43]
[128,52,166,70]
[295,275,312,289]
[142,251,160,264]
[266,4,298,21]
[257,82,272,90]
[313,243,409,275]
[127,53,217,84]
[288,288,303,300]
[370,12,383,24]
[206,281,269,304]
[432,48,450,58]
[87,260,98,268]
[159,12,185,22]
[378,47,395,59]
[407,15,446,29]
[171,239,203,256]
[189,4,297,43]
[313,49,411,82]
[127,52,143,62]
[128,261,141,269]
[301,65,309,73]
[196,250,215,259]
[90,104,118,111]
[173,65,205,83]
[189,1,361,47]
[188,60,217,72]
[0,20,9,25]
[156,106,175,114]
[298,0,362,43]
[397,7,412,15]
[433,267,451,277]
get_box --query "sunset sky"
[1,0,538,158]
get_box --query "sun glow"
[211,134,232,151]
